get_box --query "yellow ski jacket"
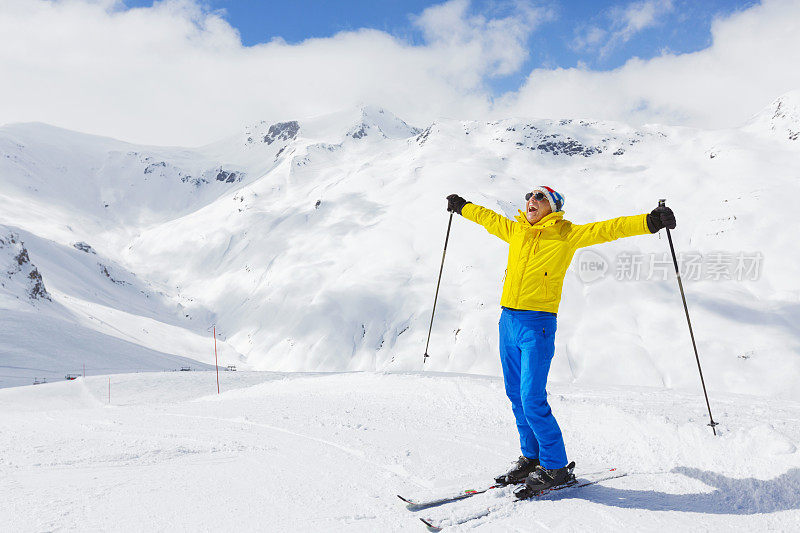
[461,203,651,314]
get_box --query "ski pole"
[423,212,454,364]
[659,199,719,435]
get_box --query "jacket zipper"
[544,271,548,299]
[515,229,538,307]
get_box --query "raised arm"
[566,204,676,249]
[566,214,650,249]
[447,194,515,243]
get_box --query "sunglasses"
[525,191,546,202]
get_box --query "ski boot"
[514,461,576,499]
[494,456,539,485]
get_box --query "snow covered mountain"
[0,225,218,387]
[1,98,799,399]
[744,90,800,142]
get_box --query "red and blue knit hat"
[527,185,565,212]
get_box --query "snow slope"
[0,225,240,388]
[1,95,799,398]
[1,371,799,531]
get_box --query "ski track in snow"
[1,371,800,532]
[160,412,421,484]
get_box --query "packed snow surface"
[1,371,799,531]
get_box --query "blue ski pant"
[499,307,567,470]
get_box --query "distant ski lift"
[65,374,80,380]
[227,365,237,371]
[180,366,192,371]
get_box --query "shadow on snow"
[559,467,800,515]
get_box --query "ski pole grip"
[658,198,666,207]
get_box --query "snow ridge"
[1,95,800,398]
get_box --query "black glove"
[446,194,469,215]
[646,205,676,233]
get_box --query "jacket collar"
[515,210,564,229]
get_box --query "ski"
[398,481,519,510]
[399,465,614,512]
[419,468,627,531]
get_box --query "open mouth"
[528,204,537,213]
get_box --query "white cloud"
[0,0,544,146]
[0,0,797,145]
[616,0,673,33]
[573,0,675,57]
[412,0,551,82]
[500,0,800,129]
[572,25,608,51]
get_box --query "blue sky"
[124,0,755,94]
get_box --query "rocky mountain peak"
[348,106,421,140]
[244,120,300,146]
[745,90,800,141]
[0,229,50,302]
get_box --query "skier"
[445,188,675,495]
